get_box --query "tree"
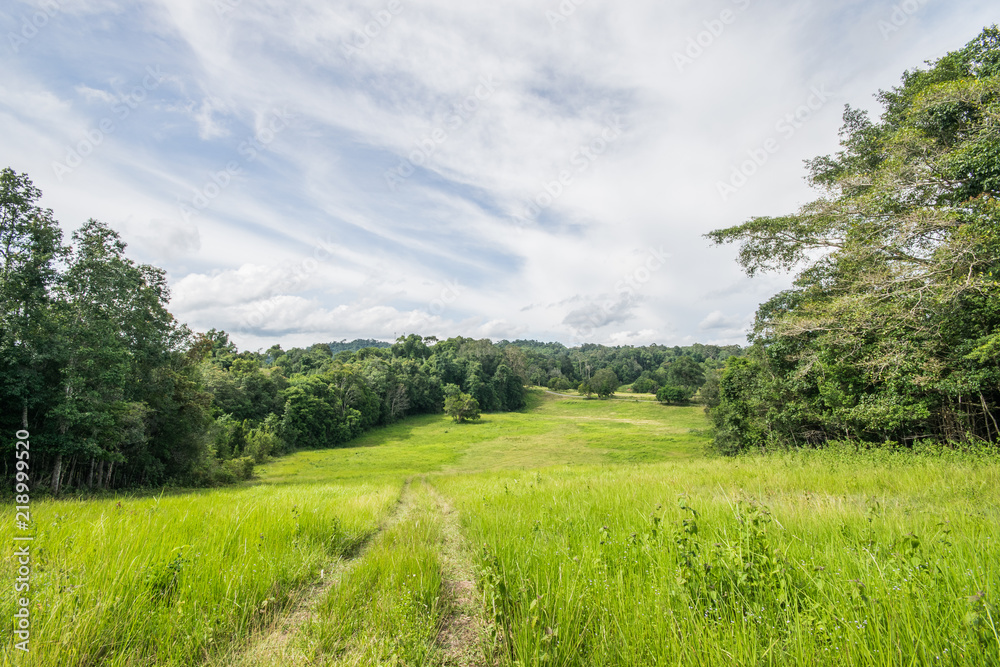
[631,373,660,394]
[0,168,63,450]
[443,383,481,422]
[591,368,619,399]
[706,27,1000,450]
[656,385,691,405]
[665,356,705,393]
[48,220,185,492]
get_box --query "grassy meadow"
[4,389,1000,665]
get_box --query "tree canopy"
[707,27,1000,452]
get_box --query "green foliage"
[590,368,619,398]
[656,384,691,404]
[630,373,659,394]
[546,376,574,391]
[707,27,1000,452]
[664,355,706,392]
[219,456,255,483]
[444,386,481,423]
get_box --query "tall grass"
[303,480,446,665]
[437,449,1000,665]
[0,482,399,666]
[5,391,999,666]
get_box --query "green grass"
[436,449,1000,665]
[300,479,447,666]
[0,482,398,666]
[3,389,999,666]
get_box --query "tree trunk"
[21,399,28,430]
[66,456,77,492]
[104,461,114,489]
[96,460,105,490]
[87,459,95,489]
[50,454,63,496]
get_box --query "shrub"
[632,376,659,394]
[220,456,255,482]
[444,392,481,423]
[657,385,691,404]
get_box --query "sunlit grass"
[0,482,398,666]
[435,449,1000,665]
[301,480,447,666]
[4,390,999,665]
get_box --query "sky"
[1,0,995,351]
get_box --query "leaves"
[706,27,1000,450]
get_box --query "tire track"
[426,482,491,667]
[213,479,415,667]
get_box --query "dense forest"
[0,181,728,494]
[706,27,1000,452]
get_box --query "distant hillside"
[327,339,392,354]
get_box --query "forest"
[707,26,1000,453]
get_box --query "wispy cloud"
[1,0,994,349]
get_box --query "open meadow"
[3,389,999,666]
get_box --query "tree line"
[0,164,732,494]
[705,27,1000,452]
[0,170,535,493]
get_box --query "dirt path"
[213,479,489,666]
[213,480,415,667]
[425,481,490,667]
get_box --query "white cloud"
[2,0,996,349]
[699,311,742,331]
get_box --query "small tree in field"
[591,368,619,399]
[443,383,481,422]
[578,381,593,398]
[656,385,690,405]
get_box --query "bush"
[657,385,691,404]
[547,377,574,392]
[591,368,620,399]
[244,417,287,463]
[444,392,481,423]
[220,456,255,482]
[632,377,659,394]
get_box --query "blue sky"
[1,0,995,350]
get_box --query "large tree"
[707,27,1000,451]
[0,168,63,435]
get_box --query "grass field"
[3,390,1000,665]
